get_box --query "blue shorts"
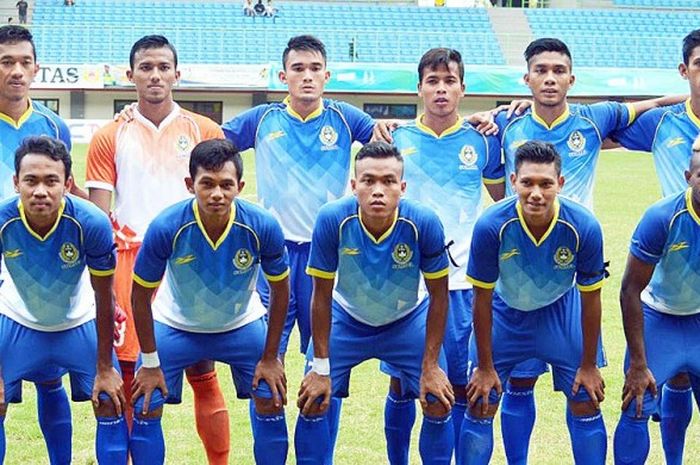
[622,305,700,418]
[467,288,606,404]
[0,316,100,403]
[134,317,272,412]
[257,240,312,355]
[306,300,447,399]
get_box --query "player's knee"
[423,398,451,417]
[133,389,166,418]
[389,376,402,396]
[453,384,467,404]
[569,399,599,416]
[467,403,497,419]
[254,396,284,415]
[134,405,163,420]
[93,395,120,417]
[508,376,538,389]
[35,378,62,388]
[185,359,216,377]
[668,372,691,388]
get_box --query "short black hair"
[282,35,326,69]
[682,29,700,66]
[15,136,72,178]
[129,35,178,69]
[189,139,243,182]
[524,38,572,69]
[514,140,562,176]
[354,141,403,173]
[418,48,464,84]
[0,25,35,61]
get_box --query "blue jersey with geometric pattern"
[0,195,114,331]
[630,188,700,315]
[134,198,289,333]
[611,100,699,197]
[222,97,374,242]
[393,117,503,290]
[467,196,606,311]
[497,102,634,210]
[307,196,449,326]
[0,101,71,200]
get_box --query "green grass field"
[4,145,699,464]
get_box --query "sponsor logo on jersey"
[401,147,417,156]
[341,247,360,256]
[233,248,254,272]
[567,130,586,155]
[267,130,286,141]
[319,125,339,151]
[669,241,689,252]
[3,249,22,259]
[554,246,575,269]
[459,145,478,170]
[392,243,413,268]
[174,254,196,265]
[666,137,686,149]
[59,242,80,267]
[509,139,527,151]
[500,248,520,261]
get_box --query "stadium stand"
[30,0,505,65]
[614,0,700,9]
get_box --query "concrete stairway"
[487,7,533,67]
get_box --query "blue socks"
[252,411,288,465]
[384,390,416,465]
[325,397,342,465]
[613,414,650,465]
[295,413,329,465]
[95,416,128,464]
[660,384,692,465]
[457,414,494,465]
[500,383,536,465]
[130,416,165,465]
[36,382,72,465]
[569,412,607,465]
[0,415,5,464]
[419,413,454,465]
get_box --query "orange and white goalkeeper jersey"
[86,104,223,248]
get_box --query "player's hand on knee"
[573,365,605,410]
[371,120,399,143]
[466,366,501,416]
[132,366,168,415]
[622,364,657,418]
[296,372,331,416]
[253,356,287,408]
[419,364,454,413]
[92,366,127,416]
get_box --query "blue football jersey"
[467,196,606,311]
[0,195,115,330]
[630,188,700,315]
[393,117,503,290]
[222,97,374,242]
[611,100,699,197]
[497,102,635,210]
[134,198,289,333]
[0,101,71,200]
[307,196,449,326]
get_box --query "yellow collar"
[515,198,560,247]
[531,103,570,130]
[18,197,65,241]
[0,99,33,129]
[415,113,462,138]
[192,199,236,250]
[358,206,399,244]
[685,98,700,130]
[686,188,700,226]
[283,95,324,122]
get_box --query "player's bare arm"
[619,254,658,418]
[253,276,290,408]
[130,282,168,415]
[297,276,333,416]
[91,274,126,417]
[88,188,113,216]
[371,120,399,143]
[572,288,605,410]
[629,94,688,116]
[466,285,502,417]
[485,182,506,202]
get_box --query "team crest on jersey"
[59,242,80,267]
[553,246,574,269]
[459,145,478,170]
[392,243,413,268]
[567,131,586,154]
[176,135,191,152]
[233,248,254,272]
[319,125,339,150]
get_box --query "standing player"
[381,48,504,464]
[0,24,81,464]
[295,141,454,465]
[85,35,229,464]
[0,136,127,464]
[128,139,290,465]
[492,38,683,464]
[612,137,700,465]
[461,141,607,465]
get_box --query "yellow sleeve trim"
[423,268,449,280]
[577,279,605,293]
[466,275,497,289]
[625,103,637,125]
[306,266,336,279]
[133,273,161,289]
[264,268,290,283]
[482,177,505,185]
[88,267,115,277]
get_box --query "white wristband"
[311,357,330,376]
[141,351,160,369]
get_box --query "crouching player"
[0,136,126,464]
[613,137,700,464]
[295,141,454,465]
[129,139,290,465]
[460,141,608,465]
